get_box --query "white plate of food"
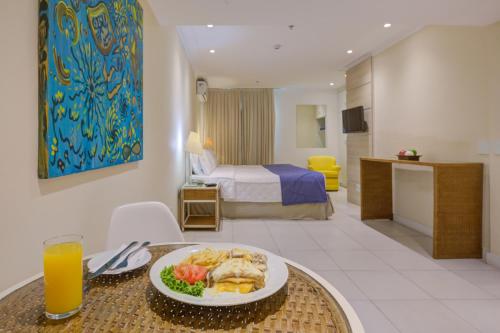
[149,243,288,306]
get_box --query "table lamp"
[185,131,204,186]
[204,137,214,150]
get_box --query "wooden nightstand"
[180,184,220,231]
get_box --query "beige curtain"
[240,89,275,164]
[204,88,275,165]
[204,89,241,164]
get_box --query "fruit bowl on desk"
[397,149,422,161]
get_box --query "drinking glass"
[43,234,83,320]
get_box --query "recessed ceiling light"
[207,24,214,28]
[347,50,353,54]
[209,49,215,54]
[329,82,335,86]
[384,23,392,28]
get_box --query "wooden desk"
[360,157,483,259]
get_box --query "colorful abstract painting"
[38,0,143,178]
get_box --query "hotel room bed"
[192,165,334,220]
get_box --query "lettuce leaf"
[160,265,205,297]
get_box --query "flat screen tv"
[342,106,367,133]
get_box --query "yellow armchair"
[308,156,341,191]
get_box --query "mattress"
[221,199,334,220]
[192,165,282,203]
[192,165,236,200]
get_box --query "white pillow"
[199,149,217,175]
[206,149,218,167]
[190,153,203,175]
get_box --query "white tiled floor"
[183,188,500,333]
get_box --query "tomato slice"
[193,266,208,280]
[174,264,188,280]
[174,264,208,285]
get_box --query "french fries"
[181,248,229,270]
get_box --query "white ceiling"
[148,0,500,89]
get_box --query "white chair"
[106,201,184,249]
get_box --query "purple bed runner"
[263,164,328,206]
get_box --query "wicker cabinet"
[360,157,483,259]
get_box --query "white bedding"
[192,165,282,203]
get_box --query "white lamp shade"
[185,131,204,155]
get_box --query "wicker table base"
[0,245,351,332]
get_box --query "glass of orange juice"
[43,234,83,320]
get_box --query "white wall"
[372,25,490,252]
[275,88,339,168]
[486,22,500,260]
[296,105,324,148]
[393,169,434,235]
[373,26,489,163]
[0,0,198,291]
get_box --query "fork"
[111,241,151,270]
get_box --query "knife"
[87,241,138,280]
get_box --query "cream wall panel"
[346,58,372,204]
[364,109,373,135]
[347,136,370,179]
[346,133,369,205]
[347,182,361,205]
[346,59,372,90]
[346,83,372,110]
[347,165,361,183]
[336,89,348,187]
[347,134,371,155]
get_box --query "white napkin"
[89,243,149,273]
[109,243,148,270]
